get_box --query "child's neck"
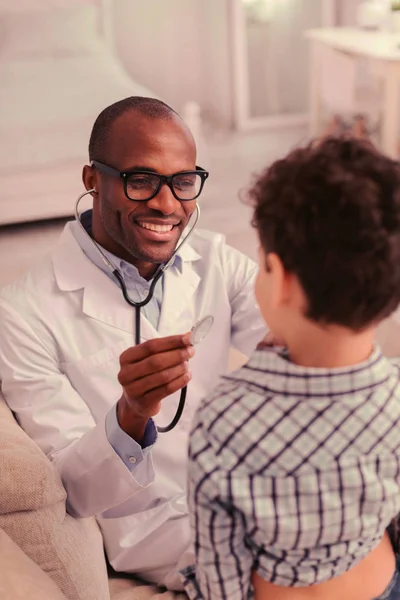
[286,322,375,369]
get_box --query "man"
[0,97,266,590]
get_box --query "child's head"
[249,137,400,347]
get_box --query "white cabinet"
[306,27,400,158]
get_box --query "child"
[182,138,400,599]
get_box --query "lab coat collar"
[52,222,202,337]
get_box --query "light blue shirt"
[71,214,182,470]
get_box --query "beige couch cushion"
[0,393,110,600]
[0,528,67,600]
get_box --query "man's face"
[87,113,198,276]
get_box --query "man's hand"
[257,331,285,350]
[117,334,194,442]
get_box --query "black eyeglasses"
[91,160,209,202]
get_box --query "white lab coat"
[0,223,266,587]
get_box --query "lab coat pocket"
[97,494,191,573]
[61,340,129,420]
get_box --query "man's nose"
[146,183,180,215]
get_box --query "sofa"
[0,2,161,225]
[0,392,186,600]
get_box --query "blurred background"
[0,0,398,286]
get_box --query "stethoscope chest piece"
[190,315,214,345]
[156,314,214,433]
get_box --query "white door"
[231,0,337,129]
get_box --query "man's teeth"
[138,222,174,233]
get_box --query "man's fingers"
[118,333,195,426]
[123,362,191,398]
[142,372,192,410]
[118,346,194,385]
[257,332,285,349]
[120,333,192,365]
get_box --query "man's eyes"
[128,176,156,188]
[174,177,196,189]
[126,173,196,190]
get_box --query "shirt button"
[129,456,137,464]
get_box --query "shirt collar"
[228,346,393,397]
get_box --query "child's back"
[192,347,400,599]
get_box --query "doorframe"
[230,0,338,130]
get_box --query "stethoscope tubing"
[74,190,200,433]
[113,269,187,433]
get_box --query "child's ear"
[267,252,288,309]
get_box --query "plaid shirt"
[182,347,400,599]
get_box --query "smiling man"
[86,99,208,281]
[0,97,266,590]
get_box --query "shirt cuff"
[180,565,203,600]
[105,404,157,472]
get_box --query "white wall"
[113,0,233,126]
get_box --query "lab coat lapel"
[52,224,158,341]
[158,248,201,336]
[82,280,158,341]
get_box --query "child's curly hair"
[248,137,400,330]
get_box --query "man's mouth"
[137,222,175,233]
[133,219,181,241]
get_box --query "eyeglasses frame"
[91,160,209,202]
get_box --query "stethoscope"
[74,189,214,432]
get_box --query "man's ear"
[82,164,98,195]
